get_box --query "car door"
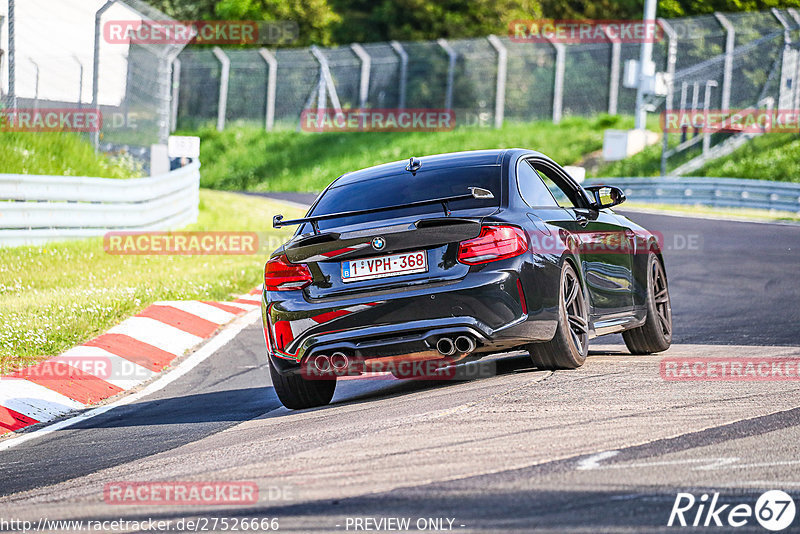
[529,159,635,318]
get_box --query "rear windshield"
[305,165,501,232]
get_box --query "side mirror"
[585,185,626,209]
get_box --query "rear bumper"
[263,264,560,376]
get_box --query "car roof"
[329,149,525,189]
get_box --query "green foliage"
[0,132,141,178]
[187,115,633,192]
[329,0,540,43]
[146,0,797,45]
[144,0,219,19]
[657,0,800,18]
[215,0,341,46]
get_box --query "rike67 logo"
[669,490,796,531]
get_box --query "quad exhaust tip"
[314,354,331,372]
[436,337,456,356]
[437,335,477,356]
[330,352,349,371]
[455,335,476,354]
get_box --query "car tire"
[622,253,672,354]
[269,362,336,409]
[527,262,589,370]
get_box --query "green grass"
[0,132,143,178]
[694,133,800,181]
[188,115,636,192]
[0,190,302,373]
[595,133,800,181]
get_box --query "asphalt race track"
[1,202,799,532]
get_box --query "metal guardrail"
[0,161,201,247]
[583,177,800,214]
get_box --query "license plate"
[341,250,428,283]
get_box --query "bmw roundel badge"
[372,237,386,251]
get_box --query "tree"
[215,0,340,46]
[330,0,541,43]
[147,0,341,46]
[146,0,218,19]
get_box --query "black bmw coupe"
[263,149,672,409]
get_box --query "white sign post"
[168,136,201,159]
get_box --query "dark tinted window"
[531,163,582,208]
[518,161,558,207]
[307,165,501,231]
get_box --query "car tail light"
[458,226,528,265]
[264,255,313,291]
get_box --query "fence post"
[790,9,800,111]
[0,18,4,106]
[92,0,118,150]
[487,35,507,129]
[72,55,84,108]
[390,41,408,109]
[7,0,15,110]
[309,45,342,111]
[437,38,457,110]
[258,48,277,131]
[702,80,717,154]
[714,13,734,111]
[350,43,371,109]
[211,47,230,132]
[29,58,39,111]
[170,57,180,133]
[157,53,175,144]
[771,8,796,110]
[601,26,620,115]
[546,37,565,124]
[659,19,678,176]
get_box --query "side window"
[531,163,580,208]
[517,161,558,208]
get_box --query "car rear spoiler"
[273,187,494,234]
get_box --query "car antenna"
[405,157,421,175]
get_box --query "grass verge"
[0,190,302,373]
[0,132,143,177]
[189,115,636,192]
[595,133,800,181]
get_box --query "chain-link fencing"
[1,0,190,168]
[660,9,799,174]
[2,5,799,174]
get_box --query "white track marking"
[53,346,155,390]
[218,301,255,312]
[0,309,260,452]
[155,301,238,324]
[576,450,620,470]
[108,317,202,355]
[0,378,84,421]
